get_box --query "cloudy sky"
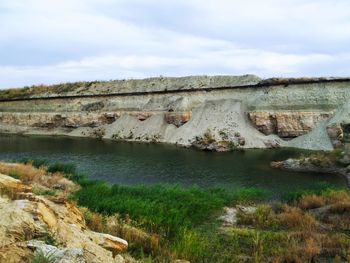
[1,0,350,88]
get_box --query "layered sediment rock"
[164,111,192,127]
[0,112,120,129]
[248,111,332,138]
[1,75,350,151]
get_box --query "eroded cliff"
[1,75,350,151]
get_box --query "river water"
[0,135,346,195]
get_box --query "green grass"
[16,159,271,261]
[19,158,50,168]
[31,250,57,263]
[73,182,266,237]
[33,188,57,196]
[8,171,20,179]
[21,159,350,262]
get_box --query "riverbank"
[1,159,350,262]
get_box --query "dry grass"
[0,162,45,183]
[325,191,350,204]
[106,215,161,254]
[304,237,321,260]
[277,206,317,231]
[308,153,334,167]
[319,233,349,257]
[80,207,106,232]
[0,162,77,199]
[298,194,325,209]
[79,208,161,254]
[329,202,350,214]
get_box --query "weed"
[8,171,20,179]
[31,250,57,263]
[219,130,228,140]
[33,187,57,196]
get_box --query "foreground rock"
[0,173,128,263]
[271,158,350,187]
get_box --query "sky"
[1,0,350,89]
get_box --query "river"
[0,135,346,196]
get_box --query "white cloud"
[1,50,346,88]
[0,0,349,88]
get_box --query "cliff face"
[1,75,350,151]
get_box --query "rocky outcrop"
[271,157,350,187]
[0,173,128,263]
[0,112,120,129]
[164,111,192,127]
[1,75,350,151]
[0,172,32,195]
[326,123,344,148]
[248,111,332,138]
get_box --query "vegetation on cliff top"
[0,81,100,100]
[1,76,348,100]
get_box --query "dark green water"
[0,135,346,195]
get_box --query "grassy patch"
[74,183,239,237]
[13,159,350,262]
